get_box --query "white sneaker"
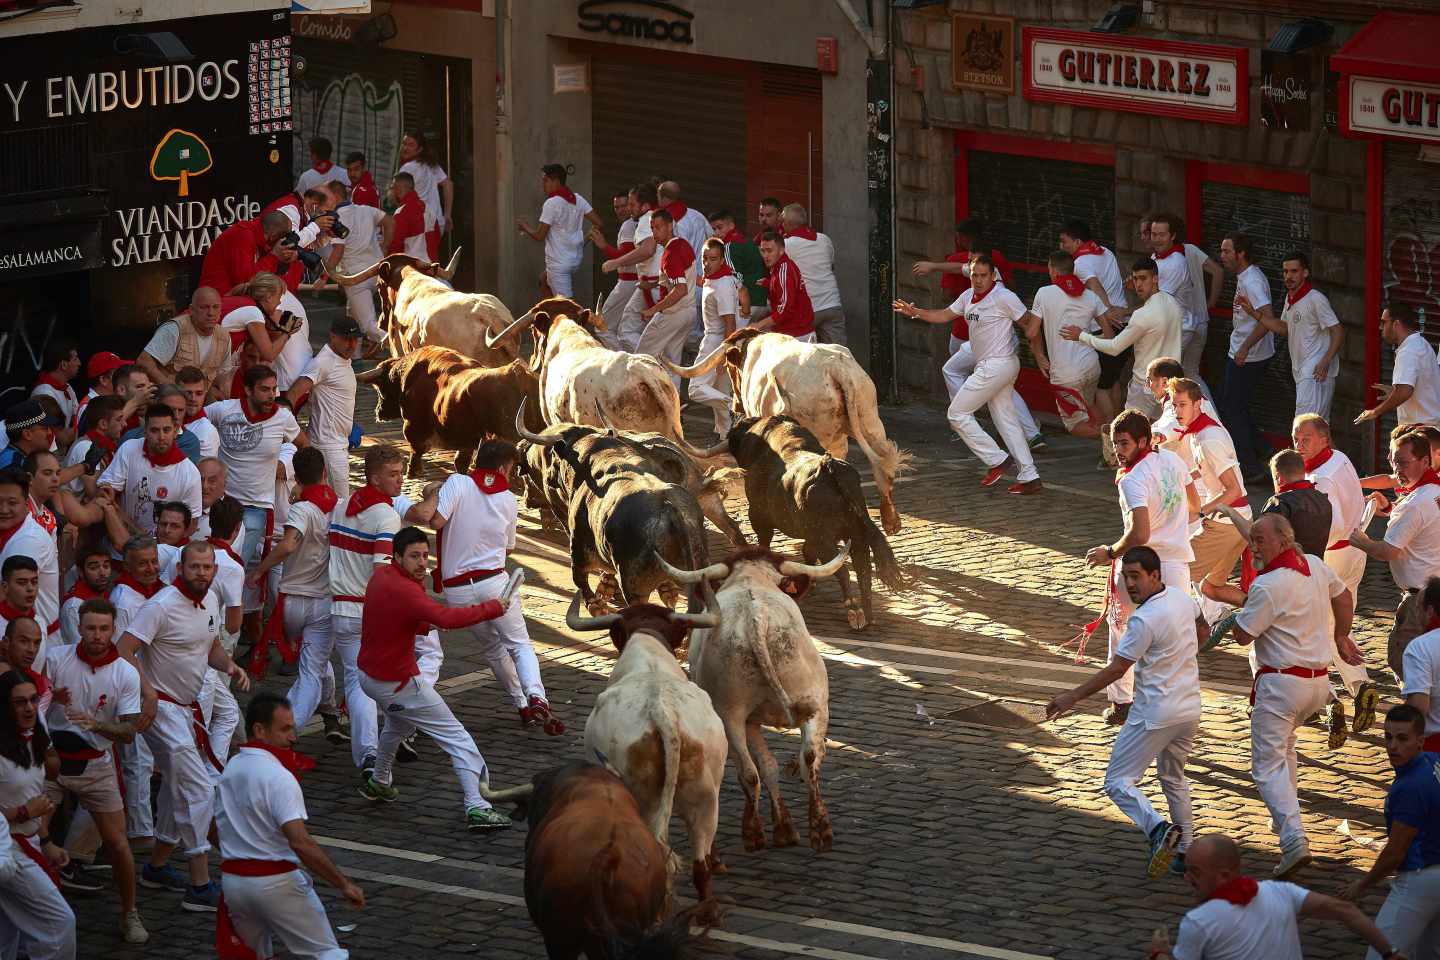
[121,909,149,944]
[1273,842,1312,879]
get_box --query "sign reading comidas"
[1343,77,1440,143]
[1022,27,1247,126]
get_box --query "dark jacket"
[1262,485,1333,558]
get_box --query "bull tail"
[752,619,797,728]
[822,458,905,592]
[647,696,684,858]
[610,905,716,960]
[837,370,913,484]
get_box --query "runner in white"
[781,203,845,346]
[97,403,202,539]
[64,394,124,495]
[1048,545,1206,878]
[1221,232,1276,479]
[0,470,59,659]
[215,691,364,960]
[1402,582,1440,751]
[30,340,80,437]
[689,238,749,436]
[602,182,660,352]
[1201,514,1361,877]
[1147,358,1218,464]
[322,184,393,345]
[175,368,219,458]
[1023,250,1106,439]
[1238,254,1344,419]
[515,164,600,299]
[1067,258,1183,420]
[285,317,360,500]
[593,190,638,345]
[1149,214,1214,401]
[1169,378,1251,593]
[59,546,111,647]
[119,541,250,911]
[638,208,699,389]
[44,598,147,943]
[893,255,1041,495]
[1356,302,1440,429]
[1060,220,1129,442]
[192,496,246,776]
[108,535,164,845]
[398,130,452,261]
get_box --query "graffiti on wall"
[292,72,405,192]
[1385,196,1440,325]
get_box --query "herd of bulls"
[329,253,913,959]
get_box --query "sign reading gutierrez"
[1343,77,1440,144]
[1022,27,1248,126]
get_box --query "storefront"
[0,9,293,367]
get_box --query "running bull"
[664,329,910,534]
[358,345,543,477]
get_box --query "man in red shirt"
[345,151,380,208]
[386,173,428,260]
[355,527,520,831]
[758,230,816,341]
[199,212,292,295]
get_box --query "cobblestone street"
[70,305,1407,960]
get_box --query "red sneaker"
[526,695,566,736]
[981,458,1012,487]
[1007,479,1043,495]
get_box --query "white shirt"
[1403,628,1440,734]
[161,542,244,616]
[296,345,356,449]
[335,203,387,274]
[632,211,658,277]
[274,291,313,392]
[676,209,714,286]
[1031,284,1104,385]
[1072,245,1126,307]
[617,216,637,249]
[1115,585,1202,729]
[949,284,1026,364]
[658,238,697,313]
[125,582,222,703]
[329,495,401,619]
[399,159,448,230]
[539,192,593,269]
[0,516,58,646]
[1235,556,1345,669]
[45,645,141,757]
[31,381,77,425]
[0,604,52,673]
[1307,448,1364,550]
[700,274,744,336]
[1392,331,1440,426]
[109,581,157,637]
[784,231,842,312]
[217,745,308,865]
[63,434,96,494]
[1079,291,1183,388]
[1384,480,1440,590]
[1117,449,1195,563]
[186,416,220,459]
[98,438,203,537]
[295,163,349,197]
[435,472,517,580]
[1185,421,1251,521]
[204,400,300,510]
[1172,880,1307,960]
[1152,395,1220,461]
[1153,247,1202,333]
[0,754,45,837]
[1281,287,1340,382]
[279,501,331,598]
[1229,263,1276,362]
[142,321,221,368]
[1182,243,1212,331]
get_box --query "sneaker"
[138,863,186,892]
[361,754,376,776]
[519,704,541,727]
[1102,702,1131,726]
[981,459,1012,488]
[1168,853,1187,877]
[58,861,104,893]
[396,734,419,763]
[1327,700,1348,750]
[323,714,350,744]
[1352,682,1380,734]
[1028,432,1047,450]
[182,881,221,912]
[1273,842,1312,879]
[1147,822,1180,879]
[120,909,150,944]
[1007,479,1043,495]
[358,774,400,803]
[466,806,512,831]
[526,695,566,736]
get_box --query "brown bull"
[357,345,542,477]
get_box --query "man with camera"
[319,182,392,346]
[200,210,293,296]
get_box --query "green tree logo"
[150,128,214,197]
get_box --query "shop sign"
[1260,50,1315,132]
[0,222,105,282]
[577,0,693,45]
[1022,27,1247,126]
[951,15,1014,95]
[1343,76,1440,143]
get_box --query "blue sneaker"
[1147,822,1180,879]
[348,423,364,449]
[1169,853,1187,877]
[138,863,186,892]
[182,881,221,912]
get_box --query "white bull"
[657,546,847,854]
[569,590,728,912]
[327,252,519,365]
[666,329,909,534]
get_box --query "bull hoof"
[693,897,725,929]
[783,757,801,780]
[810,817,834,853]
[706,850,727,874]
[846,607,869,631]
[772,818,800,848]
[742,831,766,853]
[881,508,902,535]
[584,596,612,617]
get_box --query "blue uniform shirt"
[1387,751,1440,872]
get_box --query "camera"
[297,248,322,271]
[322,213,349,239]
[279,231,301,248]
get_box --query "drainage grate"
[940,699,1050,729]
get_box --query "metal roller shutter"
[1377,142,1440,437]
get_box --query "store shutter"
[1198,182,1311,440]
[752,64,824,228]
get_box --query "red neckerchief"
[171,575,208,609]
[312,159,334,175]
[547,185,577,205]
[34,372,68,393]
[114,572,161,599]
[240,740,316,782]
[719,229,746,244]
[299,484,338,515]
[1303,446,1334,472]
[753,226,784,244]
[1180,412,1221,437]
[207,537,244,567]
[1055,274,1086,297]
[239,394,278,424]
[63,579,104,604]
[700,264,735,287]
[1073,241,1104,259]
[1428,614,1440,632]
[663,200,687,220]
[1206,875,1259,906]
[1263,547,1310,576]
[143,441,186,468]
[346,484,393,517]
[471,469,510,494]
[76,642,119,673]
[1277,480,1315,493]
[1154,245,1184,260]
[660,238,695,279]
[124,414,140,431]
[1398,470,1440,497]
[0,600,33,623]
[21,666,47,697]
[183,411,205,426]
[84,429,117,455]
[968,282,996,307]
[1286,281,1313,307]
[787,226,819,241]
[28,499,55,536]
[1114,447,1153,485]
[229,369,246,400]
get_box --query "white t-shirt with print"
[948,284,1026,364]
[203,400,301,510]
[97,438,203,537]
[45,645,142,758]
[1281,287,1340,383]
[1117,448,1195,563]
[1229,263,1275,363]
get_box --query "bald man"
[1150,833,1401,960]
[139,287,234,389]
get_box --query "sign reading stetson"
[1022,27,1248,126]
[1342,77,1440,143]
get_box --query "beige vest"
[165,315,230,384]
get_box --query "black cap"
[4,400,62,433]
[331,316,363,338]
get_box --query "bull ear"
[725,347,743,367]
[779,575,812,600]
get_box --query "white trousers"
[1104,716,1198,851]
[343,278,382,342]
[943,338,1038,436]
[312,442,351,501]
[599,279,637,350]
[636,302,695,392]
[947,354,1039,483]
[545,259,577,298]
[1295,377,1336,421]
[0,851,75,960]
[415,630,442,686]
[1105,561,1192,704]
[445,577,544,709]
[1251,672,1331,852]
[122,736,154,839]
[1180,326,1214,402]
[1366,864,1440,960]
[200,669,239,783]
[360,671,490,812]
[1325,545,1370,696]
[143,698,216,856]
[222,870,347,960]
[618,285,653,352]
[687,330,734,436]
[299,608,377,767]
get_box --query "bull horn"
[654,552,729,585]
[437,247,462,281]
[669,577,721,628]
[661,344,728,380]
[514,397,557,445]
[478,779,534,803]
[778,543,852,580]
[675,436,730,460]
[594,293,604,316]
[566,591,622,631]
[324,259,384,287]
[355,364,387,384]
[485,309,536,350]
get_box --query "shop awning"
[1332,11,1440,86]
